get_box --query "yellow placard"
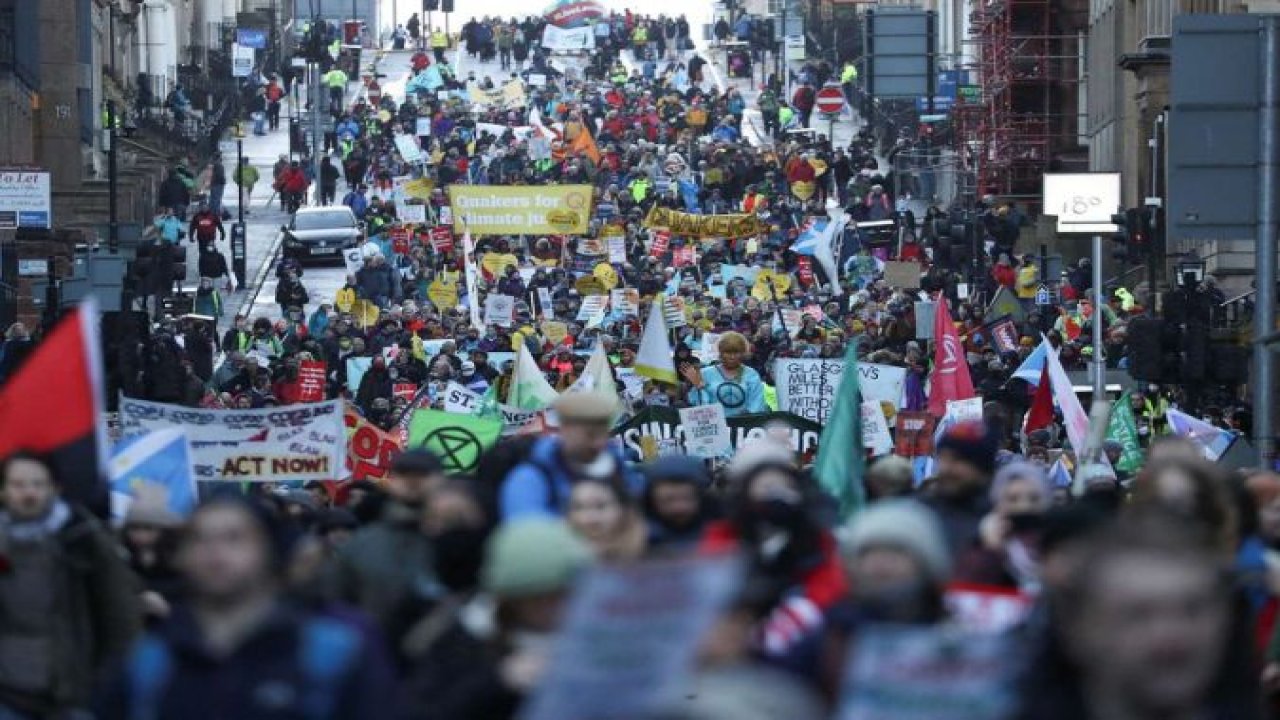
[449,185,594,235]
[593,263,619,290]
[642,205,767,239]
[352,299,381,329]
[542,321,569,346]
[751,269,792,303]
[402,178,435,200]
[575,275,607,296]
[481,252,519,279]
[427,279,458,310]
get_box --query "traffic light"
[1109,208,1146,264]
[441,0,454,11]
[424,0,439,10]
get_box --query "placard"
[893,411,936,457]
[449,185,593,235]
[443,382,482,413]
[118,398,345,482]
[344,405,403,482]
[883,260,922,289]
[576,295,609,326]
[399,203,427,223]
[484,294,517,327]
[610,288,639,316]
[297,360,326,403]
[678,404,731,458]
[607,236,627,264]
[774,360,907,422]
[860,401,893,456]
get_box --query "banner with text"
[774,359,907,423]
[450,185,592,235]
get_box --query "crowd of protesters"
[0,10,1270,720]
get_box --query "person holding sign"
[683,332,766,417]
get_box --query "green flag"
[813,339,866,520]
[508,343,560,410]
[474,382,502,421]
[1106,393,1145,474]
[409,409,503,475]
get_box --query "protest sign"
[119,398,345,482]
[883,260,922,289]
[399,203,427,224]
[480,252,519,279]
[577,295,609,326]
[697,332,721,364]
[914,301,936,340]
[393,134,423,163]
[537,287,554,315]
[408,409,502,474]
[344,405,402,482]
[987,315,1020,354]
[484,294,517,327]
[893,411,936,457]
[671,245,696,268]
[836,625,1019,720]
[610,288,639,316]
[393,383,418,403]
[427,279,458,310]
[499,404,545,435]
[649,230,670,257]
[678,404,731,458]
[524,555,742,720]
[443,382,482,413]
[947,397,984,423]
[861,401,893,456]
[342,247,364,277]
[297,360,326,403]
[642,205,768,239]
[541,321,569,346]
[429,226,454,252]
[574,275,607,296]
[614,408,822,458]
[607,236,627,263]
[663,295,687,328]
[720,264,760,286]
[592,263,619,290]
[449,185,592,235]
[775,360,907,422]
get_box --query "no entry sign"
[816,85,846,115]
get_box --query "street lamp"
[232,122,248,288]
[235,122,246,226]
[103,100,119,254]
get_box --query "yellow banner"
[450,185,593,235]
[642,206,768,239]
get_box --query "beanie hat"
[842,499,952,585]
[481,518,591,598]
[989,461,1053,509]
[724,441,795,489]
[936,421,998,477]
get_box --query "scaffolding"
[955,0,1085,207]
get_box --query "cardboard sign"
[119,398,345,482]
[944,583,1034,634]
[298,360,326,403]
[524,556,743,720]
[946,397,984,423]
[389,226,411,255]
[671,245,696,268]
[883,260,922,289]
[614,408,822,458]
[344,406,403,482]
[678,404,732,458]
[593,263,619,290]
[393,383,418,403]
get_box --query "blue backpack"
[125,617,360,720]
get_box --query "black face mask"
[433,527,488,592]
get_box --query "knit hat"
[936,421,998,477]
[989,461,1053,509]
[842,499,952,585]
[481,518,591,598]
[724,441,795,489]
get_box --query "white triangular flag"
[635,295,677,385]
[508,343,559,410]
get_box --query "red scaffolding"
[955,0,1083,206]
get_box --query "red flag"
[928,296,976,416]
[1023,363,1054,434]
[0,301,106,510]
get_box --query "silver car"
[280,206,363,264]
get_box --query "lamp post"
[235,124,246,226]
[104,100,119,254]
[231,123,247,288]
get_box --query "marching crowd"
[0,9,1271,720]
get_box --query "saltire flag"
[1041,338,1090,453]
[1165,407,1236,461]
[1048,458,1073,488]
[635,295,677,384]
[108,428,196,524]
[1011,338,1049,386]
[508,343,560,410]
[813,338,865,520]
[792,213,846,295]
[0,299,107,512]
[927,295,976,416]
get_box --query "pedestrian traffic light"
[441,0,454,12]
[1109,208,1146,264]
[424,0,439,10]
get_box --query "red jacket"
[282,168,309,193]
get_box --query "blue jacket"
[689,364,767,417]
[500,436,642,520]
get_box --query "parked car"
[280,206,362,263]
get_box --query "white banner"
[117,398,345,482]
[399,204,427,223]
[861,401,894,457]
[541,24,597,51]
[774,360,907,423]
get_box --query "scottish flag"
[1166,408,1236,461]
[1011,338,1049,386]
[109,428,196,524]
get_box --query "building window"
[0,0,38,90]
[768,0,784,15]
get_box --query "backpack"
[125,617,361,720]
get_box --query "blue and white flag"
[1011,338,1049,386]
[792,214,847,295]
[1048,459,1073,488]
[109,428,196,524]
[1166,407,1236,461]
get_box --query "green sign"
[958,85,982,103]
[409,409,503,474]
[1106,394,1146,474]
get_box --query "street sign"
[236,28,268,49]
[1035,285,1052,306]
[17,259,47,277]
[231,44,255,78]
[1042,173,1121,234]
[815,85,846,115]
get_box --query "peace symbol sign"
[422,426,483,473]
[717,382,746,409]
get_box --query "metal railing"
[1213,288,1256,330]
